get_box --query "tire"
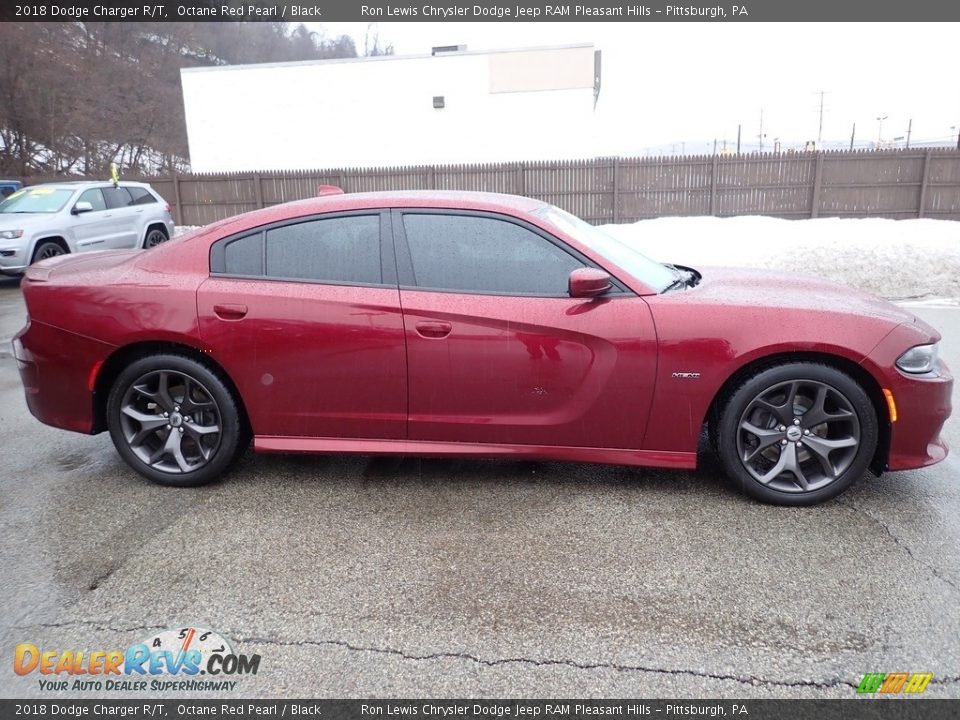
[143,227,169,249]
[106,354,246,487]
[31,240,66,263]
[717,362,877,506]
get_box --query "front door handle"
[213,303,248,320]
[415,321,452,339]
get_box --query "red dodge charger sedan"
[13,191,953,504]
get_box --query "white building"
[180,44,602,172]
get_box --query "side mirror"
[569,267,612,298]
[72,201,94,215]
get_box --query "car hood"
[682,266,919,326]
[0,212,60,228]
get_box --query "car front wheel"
[31,240,66,263]
[106,354,246,487]
[718,362,878,505]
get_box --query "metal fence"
[21,148,960,226]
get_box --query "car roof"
[19,180,152,191]
[178,190,551,248]
[274,190,546,216]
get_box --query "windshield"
[533,205,677,293]
[0,187,74,214]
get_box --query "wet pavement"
[1,275,958,698]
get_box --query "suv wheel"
[32,240,66,263]
[143,228,169,248]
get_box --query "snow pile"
[601,216,960,301]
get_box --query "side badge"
[672,372,701,379]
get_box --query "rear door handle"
[415,321,452,339]
[213,303,248,320]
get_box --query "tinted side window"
[223,233,263,276]
[265,216,381,285]
[77,188,106,212]
[102,187,134,209]
[128,187,157,205]
[401,214,584,295]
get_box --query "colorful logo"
[14,626,260,692]
[857,672,932,694]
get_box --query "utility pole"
[906,118,912,149]
[713,138,717,154]
[850,122,856,150]
[816,90,828,148]
[758,109,764,152]
[737,124,741,154]
[876,115,888,148]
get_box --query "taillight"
[165,203,172,213]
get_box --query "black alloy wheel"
[143,228,169,248]
[718,362,878,505]
[107,354,246,487]
[32,241,66,263]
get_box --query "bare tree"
[0,21,359,176]
[363,23,395,57]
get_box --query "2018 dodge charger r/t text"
[12,191,952,505]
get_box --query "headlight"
[896,343,939,374]
[0,229,23,240]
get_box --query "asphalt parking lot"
[1,276,958,699]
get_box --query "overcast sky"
[309,22,960,155]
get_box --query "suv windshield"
[0,187,74,214]
[533,205,676,293]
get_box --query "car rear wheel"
[717,362,878,505]
[31,240,66,263]
[143,228,169,248]
[106,354,245,487]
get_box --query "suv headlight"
[0,229,23,240]
[896,343,940,374]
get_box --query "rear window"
[211,215,383,286]
[265,216,381,285]
[102,187,134,209]
[222,233,263,276]
[128,187,157,205]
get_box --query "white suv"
[0,181,176,276]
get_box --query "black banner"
[2,700,959,720]
[3,0,960,23]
